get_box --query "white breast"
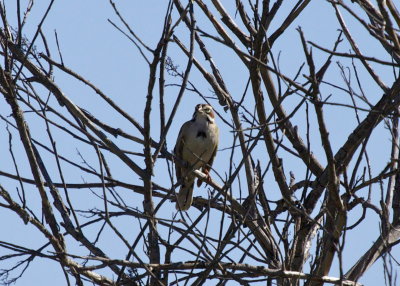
[181,119,218,169]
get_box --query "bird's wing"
[198,132,218,187]
[203,126,219,173]
[174,120,191,180]
[203,144,218,174]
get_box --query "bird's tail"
[176,180,195,211]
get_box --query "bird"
[174,104,219,211]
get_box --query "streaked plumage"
[174,104,219,211]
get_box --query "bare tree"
[1,0,400,285]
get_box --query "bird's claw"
[197,169,211,187]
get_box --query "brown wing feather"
[174,121,191,180]
[198,137,218,187]
[204,124,219,173]
[203,144,218,173]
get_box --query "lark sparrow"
[174,104,219,211]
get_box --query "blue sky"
[0,1,398,285]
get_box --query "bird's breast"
[196,130,207,138]
[181,123,218,166]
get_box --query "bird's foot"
[204,170,212,183]
[197,169,211,187]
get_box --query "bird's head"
[192,104,215,123]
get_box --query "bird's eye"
[204,108,211,113]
